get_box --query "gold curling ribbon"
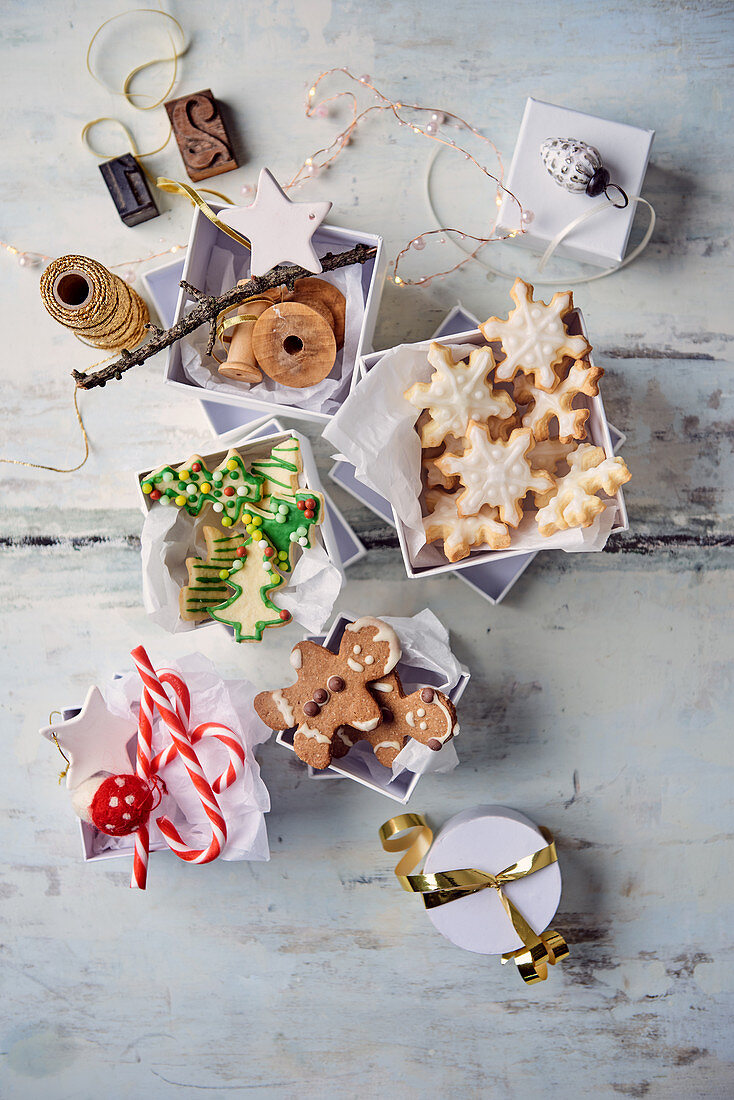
[156,178,251,250]
[379,813,570,985]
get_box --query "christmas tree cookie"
[180,526,291,642]
[141,449,265,526]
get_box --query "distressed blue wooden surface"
[1,1,733,1098]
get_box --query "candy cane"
[130,682,156,891]
[151,722,245,794]
[131,646,227,866]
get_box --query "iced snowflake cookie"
[334,671,459,767]
[536,444,631,536]
[404,342,516,448]
[180,526,290,642]
[479,278,591,392]
[423,488,510,562]
[254,617,402,769]
[421,437,464,491]
[514,359,604,442]
[435,424,554,527]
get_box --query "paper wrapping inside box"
[96,653,272,862]
[325,340,617,567]
[140,503,342,636]
[179,245,365,414]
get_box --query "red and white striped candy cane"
[130,679,156,891]
[152,722,245,794]
[131,646,227,866]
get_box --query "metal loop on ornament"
[605,183,629,209]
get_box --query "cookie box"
[496,97,654,267]
[328,305,626,601]
[162,200,387,424]
[275,611,471,804]
[351,313,627,582]
[135,426,345,637]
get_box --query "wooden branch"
[72,244,377,390]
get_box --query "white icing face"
[346,617,401,674]
[347,658,364,673]
[481,279,589,391]
[405,343,515,446]
[373,740,402,753]
[352,716,380,733]
[438,425,552,527]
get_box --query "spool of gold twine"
[40,254,149,350]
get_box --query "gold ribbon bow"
[379,812,569,985]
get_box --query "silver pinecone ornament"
[540,137,610,197]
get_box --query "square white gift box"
[162,201,386,424]
[325,308,629,584]
[276,610,470,804]
[497,97,654,267]
[135,426,345,638]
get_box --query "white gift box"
[135,426,345,638]
[326,305,628,590]
[422,806,563,955]
[276,610,470,804]
[160,202,386,424]
[48,656,272,865]
[497,97,654,267]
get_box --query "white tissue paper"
[180,245,365,415]
[95,653,271,861]
[324,340,619,568]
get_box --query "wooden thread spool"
[218,285,283,383]
[291,278,345,349]
[252,301,337,388]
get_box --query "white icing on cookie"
[298,725,331,744]
[373,740,402,753]
[336,728,354,748]
[423,489,510,562]
[347,658,364,673]
[516,359,602,442]
[405,711,416,728]
[352,716,380,732]
[272,690,295,727]
[404,342,515,447]
[346,617,401,673]
[480,278,590,391]
[535,443,631,537]
[437,425,554,527]
[371,681,394,693]
[290,648,303,670]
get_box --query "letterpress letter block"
[99,154,160,227]
[165,88,238,181]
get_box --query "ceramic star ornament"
[40,686,136,790]
[217,168,332,276]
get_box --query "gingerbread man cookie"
[336,671,459,767]
[253,617,402,769]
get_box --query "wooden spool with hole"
[251,301,337,388]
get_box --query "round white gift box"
[422,805,562,955]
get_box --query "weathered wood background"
[1,1,732,1097]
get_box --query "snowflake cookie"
[536,444,631,537]
[479,278,591,392]
[435,424,555,527]
[404,342,516,448]
[423,488,510,562]
[514,359,604,442]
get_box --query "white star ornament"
[39,686,137,790]
[217,167,332,276]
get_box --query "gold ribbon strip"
[156,178,251,250]
[379,813,569,985]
